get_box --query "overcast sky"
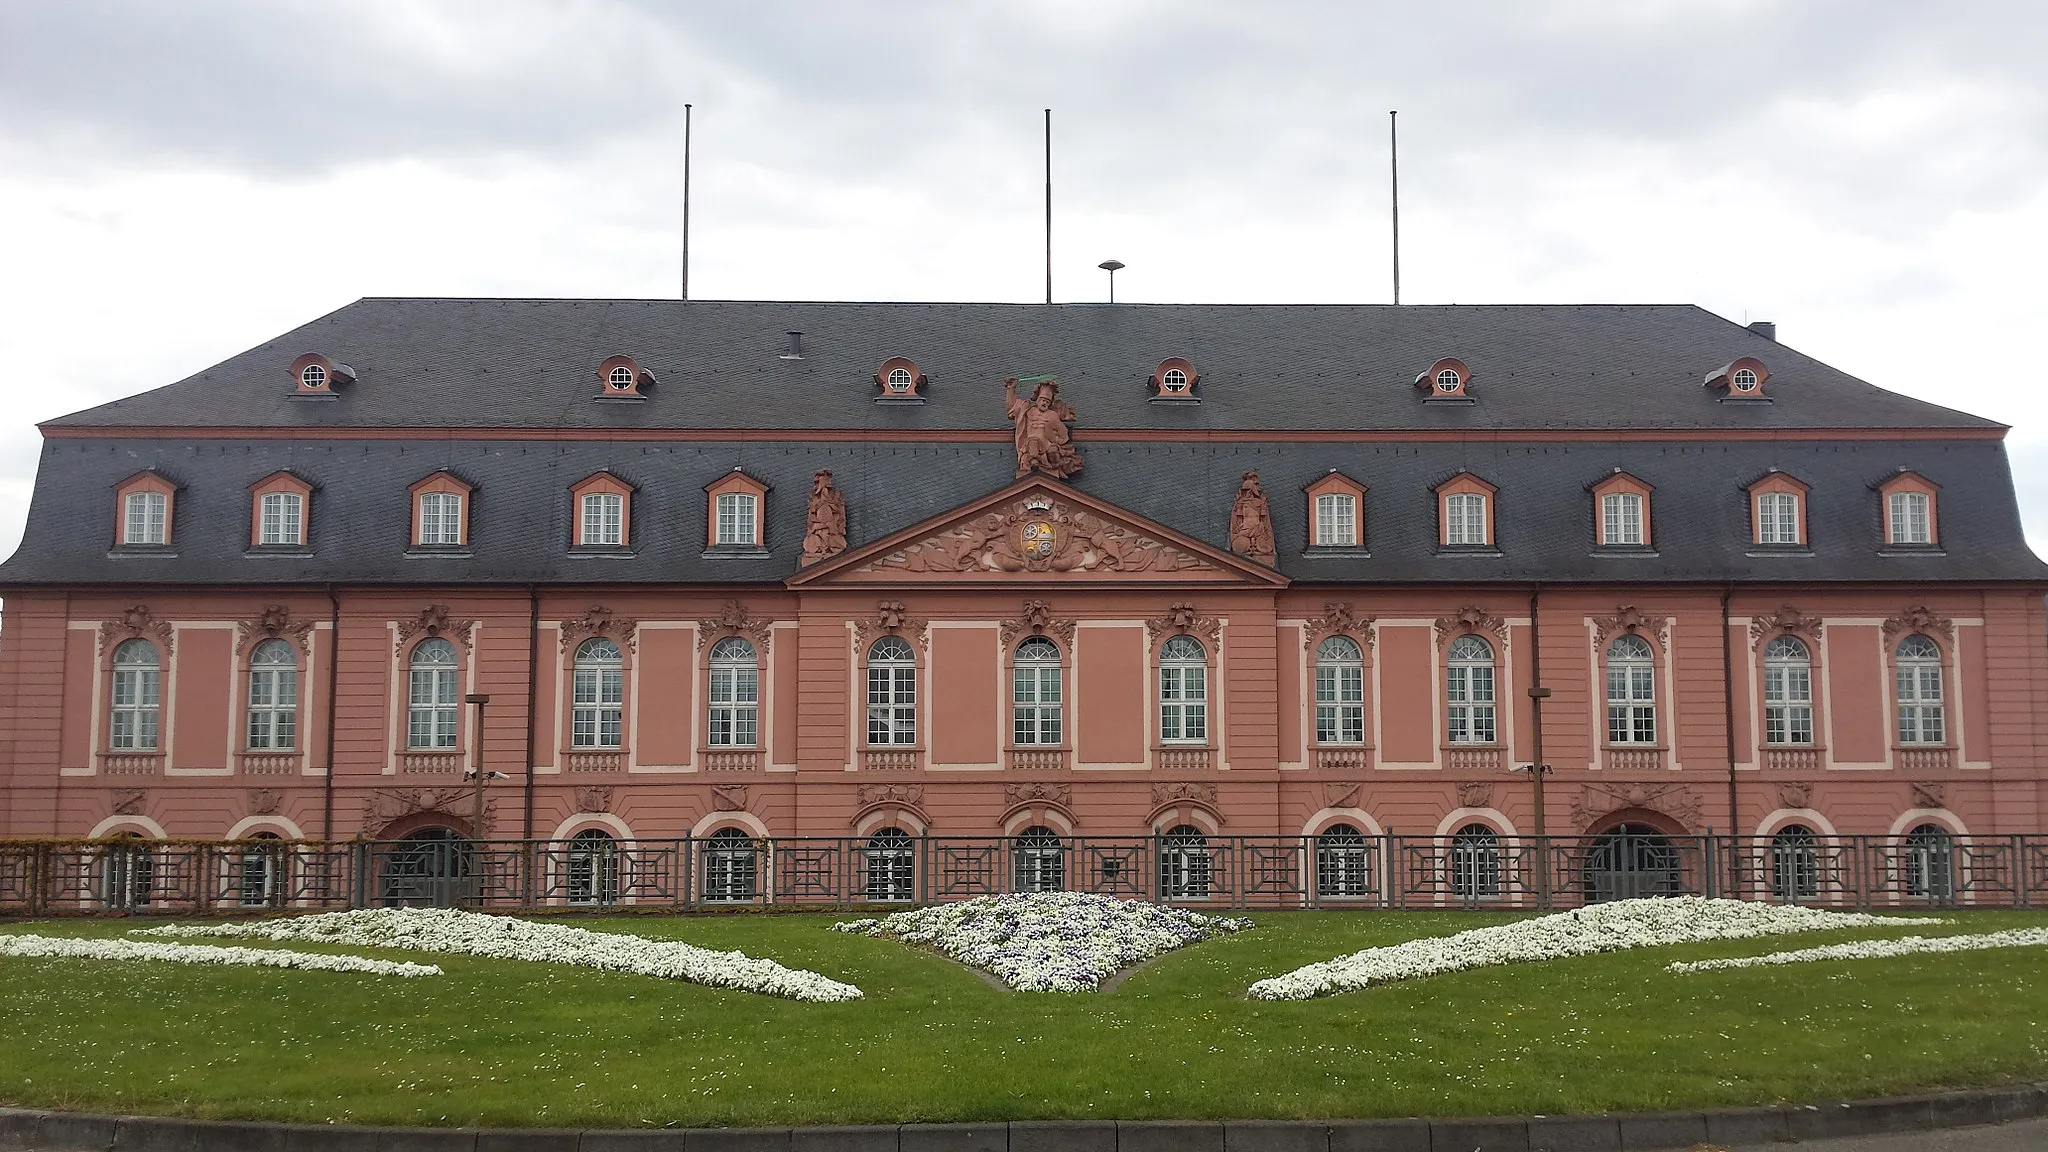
[3,0,2046,560]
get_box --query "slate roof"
[4,434,2041,586]
[45,299,2001,433]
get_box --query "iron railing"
[0,832,2025,916]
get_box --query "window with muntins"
[716,492,757,546]
[866,636,917,746]
[1315,824,1372,898]
[1158,824,1211,899]
[259,492,303,546]
[1445,635,1496,744]
[1757,491,1802,545]
[1450,823,1502,898]
[407,638,460,749]
[702,828,757,902]
[1770,825,1819,901]
[1895,635,1945,745]
[1904,823,1953,900]
[1013,826,1065,892]
[607,365,635,390]
[246,639,298,751]
[1601,492,1643,546]
[124,491,167,546]
[1889,491,1932,545]
[706,637,759,747]
[1158,635,1208,744]
[1013,637,1063,746]
[418,492,463,546]
[110,639,162,751]
[580,493,623,546]
[571,637,624,748]
[1762,635,1814,745]
[1314,636,1365,744]
[566,828,620,905]
[863,828,916,902]
[1605,634,1657,744]
[1445,493,1488,546]
[1315,493,1357,547]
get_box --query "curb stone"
[1,1082,2045,1152]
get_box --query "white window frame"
[406,638,460,750]
[1600,491,1643,546]
[124,491,167,546]
[301,364,327,389]
[580,492,624,547]
[715,492,758,546]
[1158,636,1208,744]
[1161,367,1189,392]
[1757,491,1801,545]
[1434,368,1461,393]
[246,639,298,751]
[866,636,918,746]
[1445,635,1497,745]
[1444,492,1488,546]
[887,367,914,389]
[417,492,464,546]
[1314,636,1365,745]
[706,637,759,747]
[1889,491,1932,545]
[259,491,303,546]
[1605,635,1657,745]
[607,365,635,390]
[1761,635,1814,745]
[571,637,624,748]
[1895,635,1945,745]
[1012,638,1063,746]
[1315,492,1357,547]
[109,639,162,751]
[1731,368,1759,391]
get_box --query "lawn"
[2,909,2046,1129]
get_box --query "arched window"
[1895,635,1945,745]
[1770,824,1818,902]
[867,636,917,746]
[1158,824,1211,900]
[1445,635,1496,745]
[701,827,758,903]
[1315,823,1372,899]
[301,363,328,390]
[1013,637,1062,746]
[1161,367,1189,391]
[246,639,299,751]
[1434,368,1461,392]
[1012,826,1064,892]
[1903,823,1953,901]
[1158,636,1208,744]
[1605,634,1657,745]
[100,831,153,910]
[1731,367,1759,391]
[1314,636,1365,745]
[238,830,283,907]
[110,639,162,751]
[259,491,304,546]
[607,365,635,390]
[571,637,624,749]
[706,637,758,747]
[407,638,460,750]
[1762,636,1814,746]
[567,828,620,906]
[887,367,914,388]
[863,828,916,902]
[1450,823,1501,899]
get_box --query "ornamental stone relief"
[1569,781,1702,832]
[872,496,1209,576]
[697,601,773,656]
[711,785,750,813]
[1145,602,1221,650]
[1432,606,1506,650]
[1004,377,1083,479]
[110,789,148,816]
[1304,602,1373,651]
[100,605,175,658]
[237,604,315,657]
[362,787,488,834]
[1883,606,1955,646]
[1911,782,1948,810]
[854,600,929,654]
[246,788,283,817]
[999,599,1077,651]
[1591,605,1670,651]
[1227,472,1276,566]
[1320,782,1363,810]
[1750,605,1823,651]
[560,605,638,654]
[800,469,848,566]
[1456,782,1496,810]
[394,605,475,657]
[573,786,614,815]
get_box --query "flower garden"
[2,898,2048,1128]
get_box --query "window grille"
[1012,637,1062,746]
[418,492,463,546]
[1445,635,1496,744]
[1315,493,1357,547]
[1444,492,1488,546]
[1600,491,1643,546]
[1605,634,1657,744]
[1762,635,1814,745]
[259,491,302,545]
[407,638,460,750]
[110,639,161,751]
[246,639,298,751]
[1314,636,1365,744]
[1757,491,1801,545]
[866,637,917,746]
[1158,636,1208,743]
[1889,491,1931,545]
[716,492,757,546]
[124,491,167,545]
[571,637,624,748]
[580,492,623,546]
[706,637,758,747]
[1895,635,1945,745]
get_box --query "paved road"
[1727,1116,2048,1149]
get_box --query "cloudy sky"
[2,0,2046,559]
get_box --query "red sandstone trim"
[38,425,2013,444]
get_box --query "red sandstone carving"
[1884,605,1955,646]
[237,604,315,657]
[1750,605,1823,651]
[999,599,1076,651]
[855,783,928,827]
[1304,602,1373,651]
[1456,782,1495,809]
[711,784,750,812]
[855,599,929,654]
[1777,783,1813,809]
[697,601,773,656]
[573,786,614,814]
[1591,605,1670,650]
[560,605,637,653]
[1229,472,1277,566]
[395,605,475,657]
[879,496,1208,576]
[110,789,148,816]
[1321,782,1363,809]
[100,605,175,658]
[1433,605,1507,650]
[246,789,282,816]
[1912,782,1948,810]
[1146,602,1221,651]
[1570,781,1701,831]
[801,470,847,566]
[1004,378,1082,479]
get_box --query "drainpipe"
[522,584,539,844]
[322,584,341,842]
[1721,584,1740,891]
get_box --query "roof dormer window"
[875,357,926,402]
[1149,358,1199,400]
[289,353,352,398]
[1706,357,1770,400]
[301,364,327,390]
[1416,358,1471,400]
[595,356,650,400]
[1732,368,1759,392]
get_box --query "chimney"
[1748,320,1777,342]
[780,331,805,360]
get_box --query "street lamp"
[1097,259,1124,303]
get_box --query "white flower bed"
[139,908,862,1002]
[832,892,1253,992]
[0,932,441,977]
[1248,897,1947,1000]
[1670,926,2048,973]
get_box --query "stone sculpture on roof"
[801,469,847,566]
[1003,377,1083,479]
[1229,471,1277,566]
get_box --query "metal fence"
[0,831,2034,915]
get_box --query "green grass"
[2,909,2047,1128]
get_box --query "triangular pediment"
[788,478,1288,587]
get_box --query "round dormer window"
[1435,368,1461,392]
[1732,368,1759,392]
[608,365,635,390]
[300,364,327,390]
[1161,368,1189,392]
[887,367,913,390]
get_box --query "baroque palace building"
[1,299,2045,870]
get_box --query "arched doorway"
[1584,822,1680,902]
[378,826,472,907]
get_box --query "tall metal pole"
[1044,108,1053,305]
[682,103,693,302]
[1389,110,1401,306]
[466,694,491,839]
[1528,588,1552,907]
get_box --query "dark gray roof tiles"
[4,436,2041,587]
[46,299,2001,433]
